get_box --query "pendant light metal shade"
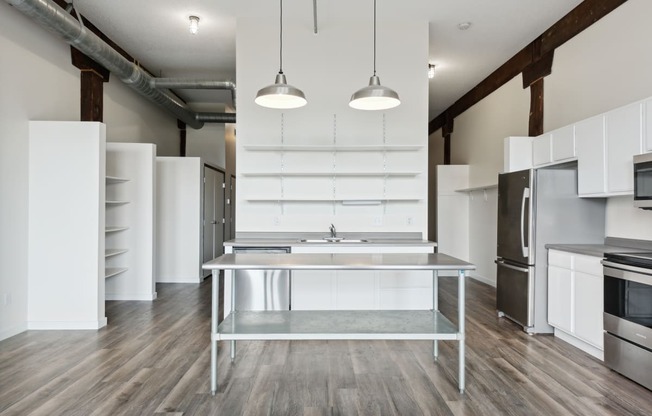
[349,0,400,111]
[255,0,307,109]
[349,75,400,110]
[255,73,307,109]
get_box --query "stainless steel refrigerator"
[496,164,606,333]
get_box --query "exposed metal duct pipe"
[6,0,214,129]
[151,79,237,109]
[195,112,236,124]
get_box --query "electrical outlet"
[273,216,280,226]
[407,216,413,225]
[2,293,10,306]
[373,216,382,226]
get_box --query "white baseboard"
[0,322,28,341]
[27,317,107,330]
[156,276,201,283]
[105,292,157,301]
[469,273,496,287]
[554,328,604,361]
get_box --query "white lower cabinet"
[291,245,434,310]
[547,249,604,360]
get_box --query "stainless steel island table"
[202,252,475,394]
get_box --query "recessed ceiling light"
[458,22,472,31]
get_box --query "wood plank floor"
[2,277,652,415]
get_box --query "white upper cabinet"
[576,115,607,196]
[605,102,643,193]
[576,101,643,197]
[503,136,533,173]
[532,134,553,167]
[645,98,652,152]
[551,125,576,162]
[531,124,576,168]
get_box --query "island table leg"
[211,268,220,395]
[230,271,236,362]
[458,269,465,394]
[433,270,438,360]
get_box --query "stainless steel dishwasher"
[232,247,291,310]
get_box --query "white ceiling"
[72,0,584,120]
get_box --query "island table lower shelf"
[203,252,475,395]
[217,310,459,341]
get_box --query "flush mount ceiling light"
[428,64,436,79]
[255,0,307,109]
[189,16,200,35]
[349,0,400,111]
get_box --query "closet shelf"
[105,249,128,258]
[105,267,128,279]
[106,226,129,233]
[106,176,129,183]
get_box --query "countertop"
[203,253,473,271]
[224,232,437,248]
[546,237,652,257]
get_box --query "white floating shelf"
[243,144,423,152]
[246,197,421,202]
[105,248,128,258]
[106,226,129,233]
[105,200,130,205]
[241,171,420,177]
[106,176,129,184]
[455,184,498,193]
[105,267,128,279]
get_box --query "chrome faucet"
[329,223,337,239]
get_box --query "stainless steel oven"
[603,252,652,390]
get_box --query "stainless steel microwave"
[634,152,652,209]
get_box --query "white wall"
[545,0,652,240]
[235,1,428,235]
[0,2,181,340]
[185,103,227,168]
[451,76,529,187]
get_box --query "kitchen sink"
[299,238,369,243]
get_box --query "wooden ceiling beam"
[428,0,629,135]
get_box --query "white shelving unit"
[242,142,425,206]
[27,121,107,330]
[105,174,130,281]
[105,143,157,301]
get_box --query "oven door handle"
[603,262,652,286]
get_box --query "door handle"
[520,187,530,258]
[495,259,529,273]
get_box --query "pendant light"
[255,0,307,109]
[349,0,400,110]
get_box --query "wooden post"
[178,120,187,156]
[442,113,454,165]
[523,47,554,137]
[70,48,109,122]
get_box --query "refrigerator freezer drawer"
[496,260,534,328]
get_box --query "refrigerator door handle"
[520,187,530,258]
[495,259,529,273]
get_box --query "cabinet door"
[576,115,607,195]
[291,270,335,310]
[606,102,642,193]
[532,134,553,167]
[336,270,376,309]
[645,99,652,152]
[547,265,573,332]
[551,125,576,162]
[574,271,603,349]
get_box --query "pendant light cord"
[279,0,284,74]
[373,0,376,76]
